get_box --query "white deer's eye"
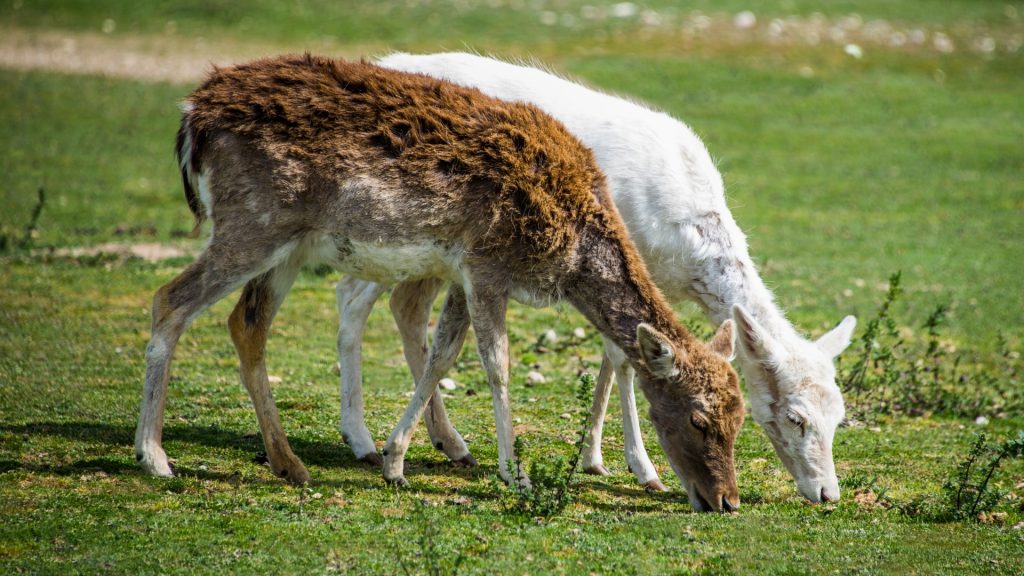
[786,407,802,426]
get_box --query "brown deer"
[134,55,745,511]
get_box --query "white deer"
[134,55,746,511]
[331,52,856,502]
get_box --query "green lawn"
[2,1,1023,573]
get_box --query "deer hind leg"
[390,278,474,466]
[581,354,615,476]
[135,241,289,478]
[336,276,387,465]
[228,252,308,484]
[382,284,471,486]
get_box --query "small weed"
[898,431,1024,521]
[840,271,1021,420]
[504,372,595,518]
[1,188,45,253]
[392,501,469,576]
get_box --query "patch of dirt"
[47,242,193,262]
[0,26,369,84]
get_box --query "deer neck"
[692,251,801,347]
[564,225,694,368]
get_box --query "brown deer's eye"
[690,414,708,434]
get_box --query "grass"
[2,1,1024,573]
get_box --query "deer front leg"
[605,343,666,491]
[390,279,475,466]
[464,280,528,488]
[336,277,388,465]
[581,355,615,476]
[382,284,471,485]
[228,258,308,484]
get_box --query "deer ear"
[709,319,736,361]
[636,323,681,378]
[731,304,783,366]
[816,315,857,358]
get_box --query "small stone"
[560,412,572,420]
[268,375,283,384]
[977,511,1007,525]
[311,492,323,499]
[526,371,546,386]
[975,416,989,426]
[332,362,341,375]
[733,11,756,30]
[844,43,864,59]
[868,426,882,433]
[1013,521,1024,530]
[609,2,637,18]
[573,327,586,339]
[542,329,558,344]
[198,464,208,471]
[528,397,538,403]
[439,378,457,391]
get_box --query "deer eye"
[786,410,806,435]
[690,414,708,435]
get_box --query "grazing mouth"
[690,489,738,513]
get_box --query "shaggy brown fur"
[138,55,744,509]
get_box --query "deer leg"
[390,278,474,465]
[463,280,527,488]
[135,243,287,478]
[581,354,615,476]
[610,350,666,491]
[228,255,307,484]
[336,276,387,465]
[382,284,471,485]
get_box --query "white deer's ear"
[636,323,681,378]
[709,319,736,362]
[731,304,783,365]
[816,315,857,359]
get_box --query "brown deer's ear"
[709,319,736,361]
[637,323,682,378]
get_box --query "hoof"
[360,452,384,468]
[583,463,611,476]
[278,464,311,485]
[384,475,410,488]
[137,454,175,478]
[644,479,669,493]
[452,454,478,468]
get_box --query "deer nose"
[721,495,739,513]
[820,486,839,503]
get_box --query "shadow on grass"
[0,420,363,471]
[1,421,499,493]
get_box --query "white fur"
[373,52,857,502]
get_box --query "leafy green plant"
[942,432,1024,520]
[505,372,595,518]
[897,431,1024,522]
[841,272,1021,419]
